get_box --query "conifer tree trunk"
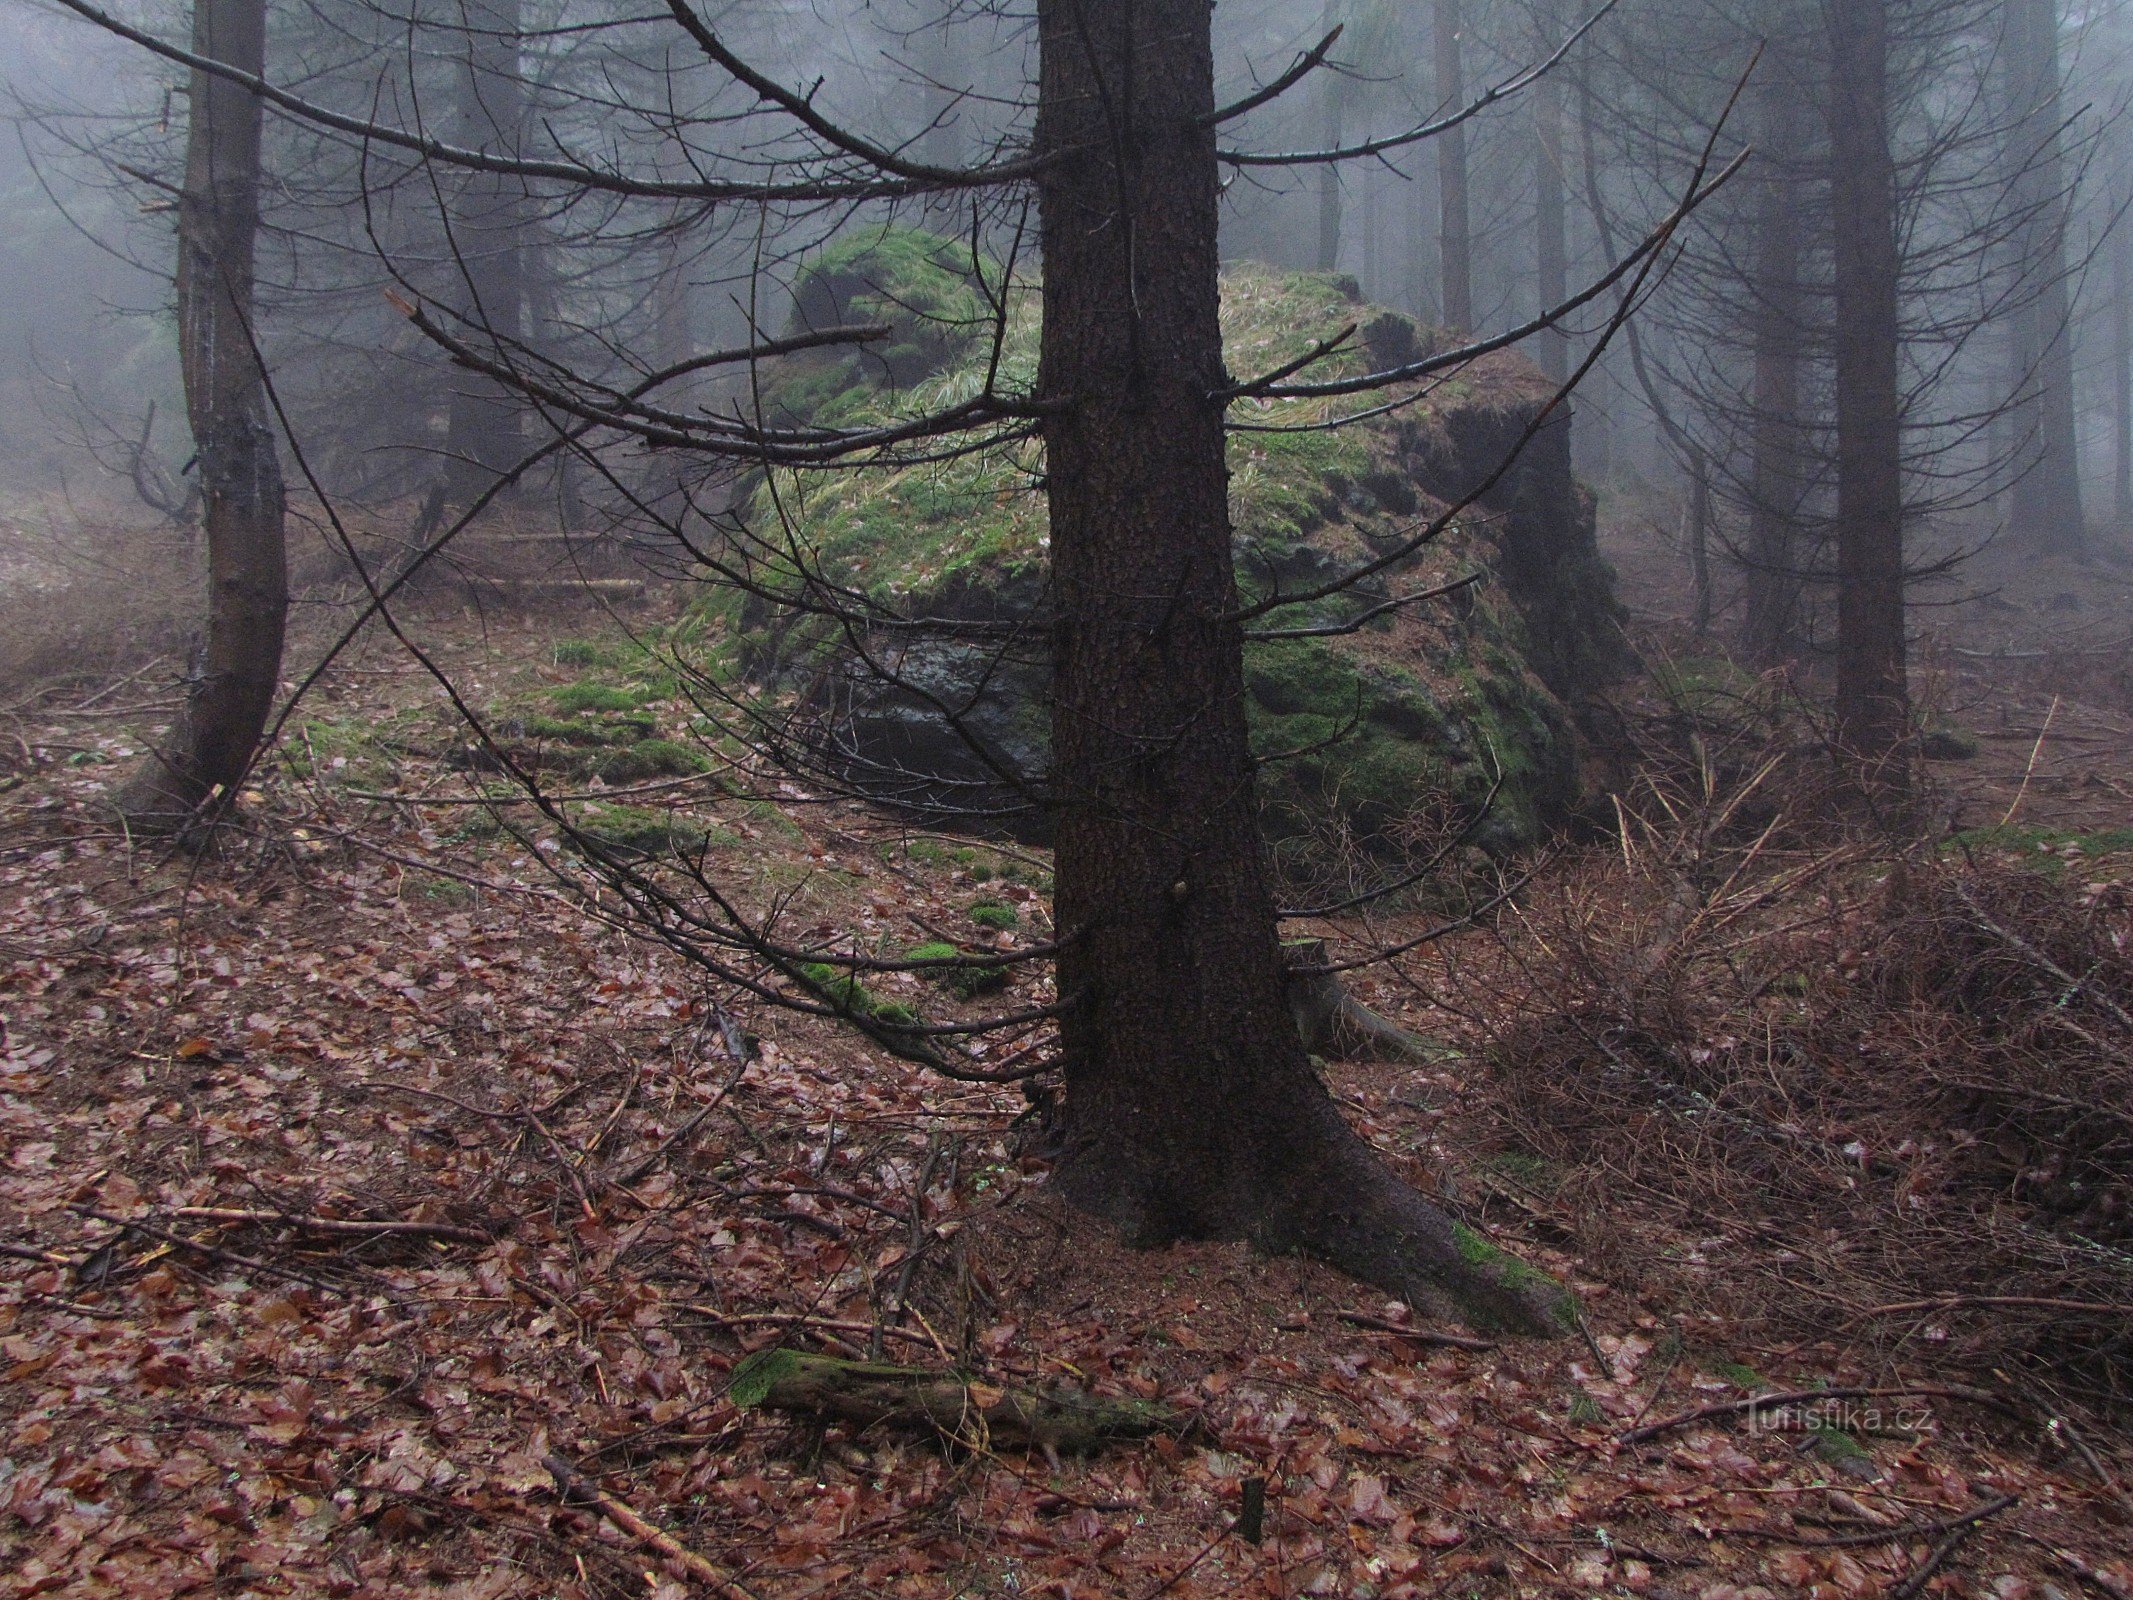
[442,0,529,508]
[2116,205,2133,532]
[1824,0,1910,795]
[1742,77,1808,667]
[1534,73,1568,383]
[2003,0,2086,556]
[1033,0,1570,1336]
[1434,0,1472,330]
[120,0,287,832]
[1315,0,1344,273]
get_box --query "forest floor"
[4,536,2133,1600]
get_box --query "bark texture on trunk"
[2116,199,2133,532]
[1034,0,1570,1336]
[1824,0,1910,795]
[1534,74,1568,384]
[2002,0,2086,556]
[121,0,287,833]
[1742,77,1808,668]
[1434,0,1472,331]
[1315,0,1344,274]
[443,0,529,508]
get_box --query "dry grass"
[0,508,202,699]
[1477,688,2133,1413]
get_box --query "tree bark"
[1742,76,1809,668]
[2115,193,2132,533]
[120,0,287,833]
[1315,0,1344,274]
[1033,0,1571,1336]
[442,0,529,509]
[1434,0,1472,331]
[1534,73,1568,384]
[1688,446,1714,637]
[1824,0,1911,797]
[2002,0,2086,556]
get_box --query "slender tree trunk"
[916,0,964,171]
[1742,79,1808,668]
[1688,447,1714,636]
[443,0,529,508]
[1824,0,1910,797]
[1407,118,1439,323]
[1315,0,1344,274]
[2115,202,2132,531]
[1434,0,1472,331]
[121,0,287,832]
[2003,0,2086,555]
[1032,0,1568,1335]
[1534,74,1568,384]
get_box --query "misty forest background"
[4,2,2133,1598]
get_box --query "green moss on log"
[727,1349,1186,1456]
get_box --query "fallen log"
[727,1350,1187,1458]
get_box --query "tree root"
[727,1350,1188,1458]
[1271,1143,1583,1337]
[1283,940,1432,1063]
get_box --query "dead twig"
[172,1206,492,1247]
[544,1454,757,1600]
[1888,1494,2015,1600]
[1331,1311,1498,1351]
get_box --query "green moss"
[1810,1424,1873,1467]
[1946,824,2133,859]
[1488,1152,1558,1191]
[571,804,708,859]
[969,901,1018,931]
[595,738,710,785]
[516,712,658,748]
[692,238,1608,867]
[553,639,612,669]
[906,941,1009,1000]
[1451,1221,1579,1331]
[1711,1360,1768,1390]
[797,961,923,1026]
[551,681,644,715]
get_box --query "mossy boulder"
[702,234,1632,861]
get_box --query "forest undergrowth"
[3,601,2133,1600]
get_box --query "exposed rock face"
[709,230,1632,861]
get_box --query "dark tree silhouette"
[56,0,1727,1331]
[119,0,287,833]
[1825,0,1910,795]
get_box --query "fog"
[3,0,2131,630]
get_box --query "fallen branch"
[544,1454,755,1600]
[1889,1494,2015,1600]
[173,1206,492,1246]
[1860,1295,2133,1320]
[2034,1542,2133,1600]
[1332,1311,1497,1351]
[727,1350,1189,1460]
[683,1307,938,1350]
[1717,1492,2016,1552]
[68,1206,360,1297]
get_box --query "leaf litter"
[1,626,2129,1600]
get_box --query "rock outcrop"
[702,229,1633,864]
